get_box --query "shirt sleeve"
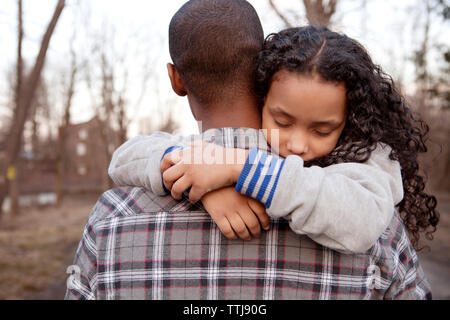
[108,132,188,195]
[236,143,404,254]
[64,205,100,300]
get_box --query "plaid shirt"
[65,128,431,300]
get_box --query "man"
[65,0,431,299]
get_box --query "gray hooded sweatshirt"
[108,128,403,254]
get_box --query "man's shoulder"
[86,187,148,224]
[88,186,206,224]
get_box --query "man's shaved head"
[169,0,264,105]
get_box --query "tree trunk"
[268,0,338,29]
[417,0,431,114]
[97,116,115,190]
[7,0,23,216]
[55,127,66,206]
[31,107,39,154]
[117,98,128,146]
[0,0,65,216]
[56,43,77,206]
[8,162,19,216]
[302,0,337,26]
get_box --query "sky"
[0,0,448,137]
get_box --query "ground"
[0,193,100,300]
[0,192,449,300]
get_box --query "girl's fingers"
[160,150,182,173]
[162,162,185,191]
[237,205,261,238]
[214,216,238,240]
[170,174,192,200]
[188,186,207,203]
[227,212,251,241]
[247,198,270,231]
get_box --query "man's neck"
[188,95,262,132]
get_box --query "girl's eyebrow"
[310,120,342,128]
[269,106,295,119]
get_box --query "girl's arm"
[109,136,269,240]
[236,143,404,254]
[161,142,403,253]
[108,132,188,195]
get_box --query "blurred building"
[60,116,115,193]
[17,116,116,195]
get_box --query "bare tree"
[55,33,79,206]
[7,0,25,216]
[413,0,433,113]
[97,49,119,189]
[413,0,450,110]
[82,22,157,189]
[0,0,66,216]
[303,0,338,26]
[268,0,338,27]
[28,77,51,155]
[411,0,450,193]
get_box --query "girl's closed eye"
[274,119,291,128]
[314,130,332,137]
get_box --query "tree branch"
[268,0,294,28]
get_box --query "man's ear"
[167,63,187,97]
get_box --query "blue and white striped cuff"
[161,146,184,194]
[235,148,285,208]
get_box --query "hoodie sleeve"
[236,143,404,254]
[108,132,187,196]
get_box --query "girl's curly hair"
[255,26,439,250]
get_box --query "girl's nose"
[287,132,308,156]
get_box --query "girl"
[110,26,439,253]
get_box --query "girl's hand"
[201,187,270,240]
[160,140,249,202]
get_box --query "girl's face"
[262,70,347,161]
